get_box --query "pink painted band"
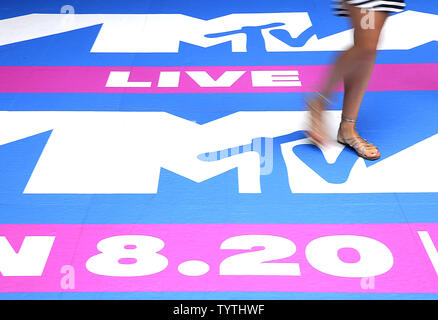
[0,64,436,93]
[0,223,437,293]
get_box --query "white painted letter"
[158,71,181,87]
[305,235,393,278]
[251,70,301,87]
[418,231,438,275]
[186,71,245,87]
[106,71,151,87]
[0,236,55,276]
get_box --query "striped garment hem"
[332,0,406,17]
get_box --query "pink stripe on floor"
[0,223,437,293]
[0,64,436,94]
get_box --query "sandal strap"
[341,115,357,123]
[340,136,379,156]
[337,119,380,160]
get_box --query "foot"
[337,121,380,160]
[305,93,329,147]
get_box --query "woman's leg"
[339,5,389,159]
[307,3,389,151]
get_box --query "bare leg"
[307,3,389,155]
[339,5,388,158]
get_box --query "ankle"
[339,121,356,136]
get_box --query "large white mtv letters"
[0,111,437,194]
[0,10,437,52]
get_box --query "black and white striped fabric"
[332,0,406,17]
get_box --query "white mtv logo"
[0,10,437,52]
[0,111,437,194]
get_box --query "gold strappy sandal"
[337,116,380,161]
[305,92,330,147]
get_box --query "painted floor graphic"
[0,0,438,299]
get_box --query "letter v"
[186,70,246,87]
[418,231,438,275]
[0,236,55,276]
